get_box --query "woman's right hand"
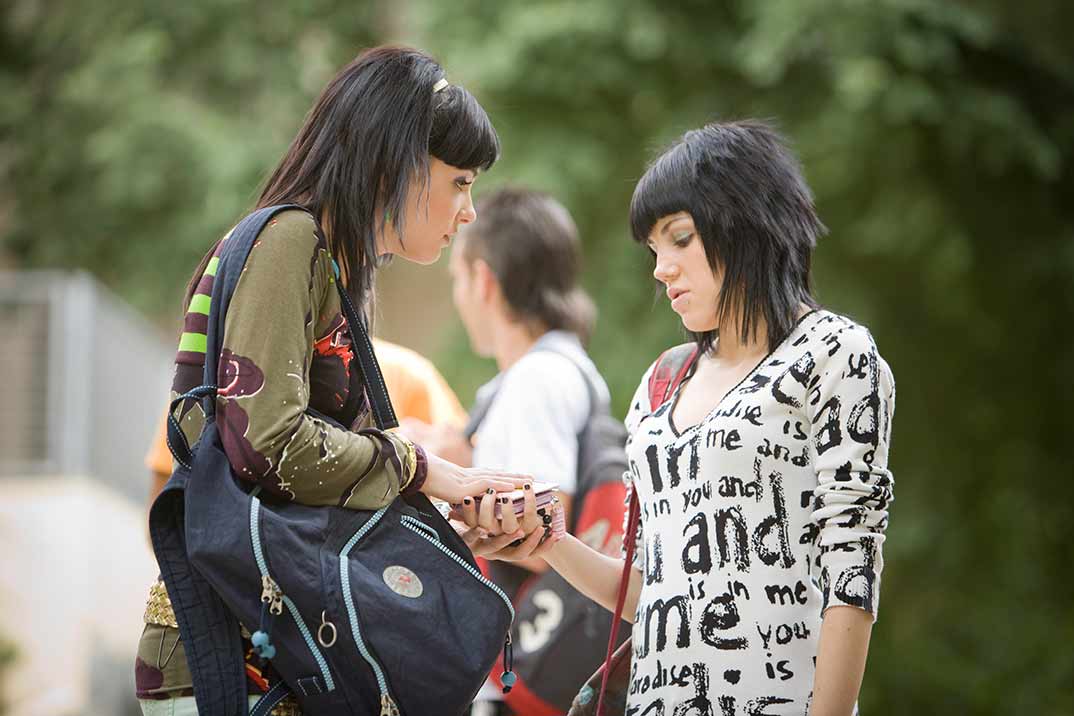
[420,452,531,520]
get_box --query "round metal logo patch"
[382,566,423,599]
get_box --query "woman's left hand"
[454,519,562,561]
[453,522,526,557]
[453,490,565,560]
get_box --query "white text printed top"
[622,310,895,716]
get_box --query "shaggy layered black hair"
[187,46,499,314]
[629,120,826,353]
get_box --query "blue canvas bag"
[149,205,515,716]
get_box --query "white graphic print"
[622,311,894,715]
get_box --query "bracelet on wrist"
[402,443,429,496]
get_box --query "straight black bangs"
[629,139,700,245]
[429,85,500,172]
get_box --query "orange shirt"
[146,338,467,476]
[370,338,468,429]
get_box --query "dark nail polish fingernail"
[463,497,472,505]
[501,496,510,504]
[544,527,551,537]
[524,483,532,490]
[486,488,495,495]
[542,513,553,524]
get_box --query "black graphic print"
[621,311,895,714]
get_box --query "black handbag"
[149,205,515,716]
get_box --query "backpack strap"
[463,384,496,443]
[531,345,602,421]
[207,205,398,429]
[156,205,301,716]
[594,487,640,716]
[527,346,615,540]
[646,343,699,410]
[462,342,601,441]
[331,263,398,430]
[168,206,398,467]
[594,343,698,716]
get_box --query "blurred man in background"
[405,188,626,716]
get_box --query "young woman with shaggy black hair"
[136,46,535,715]
[473,121,896,716]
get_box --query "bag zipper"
[249,495,336,692]
[397,519,515,620]
[399,514,441,542]
[340,509,519,714]
[339,506,400,716]
[398,518,518,692]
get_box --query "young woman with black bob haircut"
[470,120,896,715]
[135,46,537,714]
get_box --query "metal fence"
[0,270,173,501]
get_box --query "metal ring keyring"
[317,611,337,648]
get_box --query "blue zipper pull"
[253,575,284,660]
[500,634,516,693]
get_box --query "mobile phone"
[452,481,559,519]
[491,481,558,519]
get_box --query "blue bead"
[501,671,517,687]
[261,644,276,660]
[251,631,269,647]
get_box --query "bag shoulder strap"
[646,342,699,409]
[532,345,601,419]
[329,259,398,430]
[594,342,699,716]
[171,205,397,463]
[169,204,305,465]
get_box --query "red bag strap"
[595,344,698,715]
[595,488,639,716]
[646,343,699,410]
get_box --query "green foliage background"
[3,1,1072,712]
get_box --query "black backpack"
[466,346,632,714]
[149,205,515,716]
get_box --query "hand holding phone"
[451,481,564,540]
